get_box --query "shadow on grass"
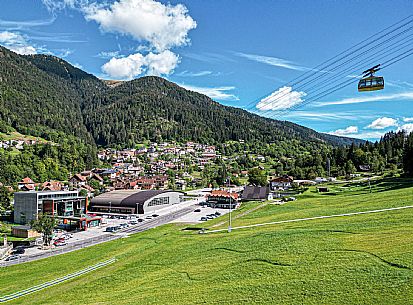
[243,258,292,267]
[369,177,413,193]
[209,247,250,254]
[328,249,411,270]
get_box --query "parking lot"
[2,199,200,264]
[171,206,231,223]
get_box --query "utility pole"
[227,176,232,233]
[368,177,372,193]
[326,158,331,178]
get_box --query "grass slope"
[1,179,412,304]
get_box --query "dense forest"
[81,76,363,147]
[0,45,412,187]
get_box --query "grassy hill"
[1,178,412,304]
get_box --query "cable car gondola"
[358,64,384,92]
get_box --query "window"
[148,196,170,207]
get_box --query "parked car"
[12,248,25,255]
[200,217,208,221]
[138,219,144,222]
[214,211,221,216]
[130,221,138,225]
[119,223,129,228]
[105,227,116,232]
[145,216,153,220]
[152,214,159,217]
[5,255,20,261]
[54,241,67,247]
[206,215,214,220]
[194,209,201,212]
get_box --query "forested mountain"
[0,46,363,148]
[0,46,373,184]
[82,76,363,147]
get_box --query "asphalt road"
[0,205,196,267]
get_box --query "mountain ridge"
[0,46,364,148]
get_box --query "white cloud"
[0,16,56,28]
[102,53,145,79]
[284,110,375,122]
[316,92,413,107]
[41,0,78,12]
[366,117,398,130]
[97,50,121,59]
[328,126,358,136]
[398,123,413,134]
[344,131,388,140]
[81,0,197,79]
[84,0,197,52]
[0,31,37,55]
[256,86,306,111]
[236,52,309,71]
[180,84,238,101]
[176,70,213,77]
[144,51,180,75]
[403,117,413,122]
[102,50,179,79]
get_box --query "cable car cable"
[270,49,413,120]
[240,15,413,112]
[243,24,413,115]
[247,30,413,116]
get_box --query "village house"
[17,177,35,191]
[100,169,120,179]
[270,175,294,191]
[69,174,87,188]
[207,190,239,209]
[41,181,63,191]
[241,186,273,201]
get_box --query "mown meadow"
[1,178,412,304]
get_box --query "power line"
[241,15,413,113]
[256,32,413,117]
[270,49,413,120]
[269,44,413,119]
[251,28,413,119]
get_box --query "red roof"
[41,181,62,191]
[271,176,293,183]
[20,177,34,184]
[81,185,95,192]
[71,174,87,182]
[92,173,103,181]
[208,190,239,199]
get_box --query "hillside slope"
[0,46,362,149]
[83,76,362,146]
[1,179,412,304]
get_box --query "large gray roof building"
[90,190,184,214]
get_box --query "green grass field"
[1,178,412,304]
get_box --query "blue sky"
[0,0,412,140]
